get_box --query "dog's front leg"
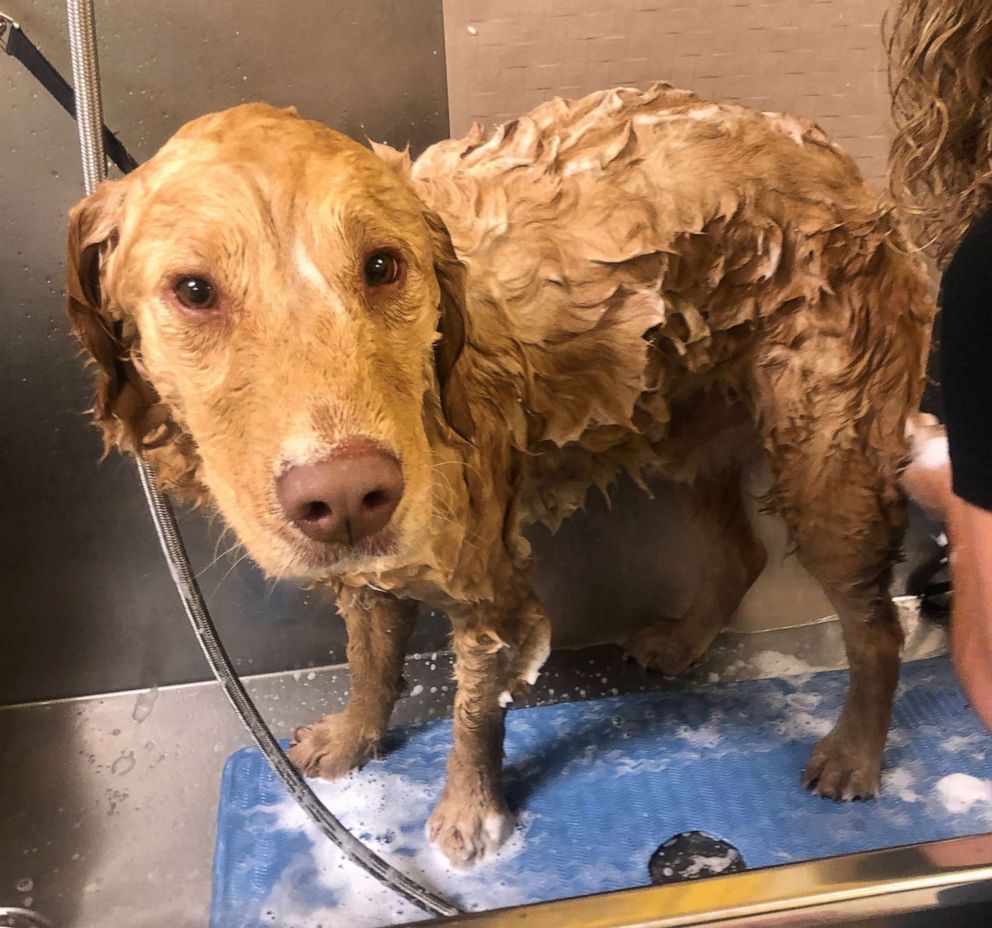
[427,624,515,867]
[288,586,417,778]
[428,593,551,867]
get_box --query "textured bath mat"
[211,656,991,927]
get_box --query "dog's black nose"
[276,445,403,545]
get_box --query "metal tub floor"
[0,602,948,927]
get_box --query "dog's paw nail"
[803,734,881,804]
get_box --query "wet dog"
[67,84,932,865]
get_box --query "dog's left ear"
[422,208,476,443]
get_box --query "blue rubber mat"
[211,656,992,928]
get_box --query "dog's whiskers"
[210,523,236,565]
[198,538,245,578]
[212,551,252,596]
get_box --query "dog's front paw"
[427,790,514,868]
[624,621,708,676]
[802,731,882,801]
[287,713,378,779]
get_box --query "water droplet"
[16,877,33,893]
[111,751,136,776]
[132,686,159,723]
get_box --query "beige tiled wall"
[442,0,891,184]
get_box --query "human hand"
[902,412,953,521]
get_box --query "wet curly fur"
[67,84,933,866]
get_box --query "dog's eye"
[363,251,402,287]
[173,276,217,310]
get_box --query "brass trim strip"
[416,833,992,927]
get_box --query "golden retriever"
[66,84,932,866]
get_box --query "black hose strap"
[5,20,138,173]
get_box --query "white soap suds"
[673,719,725,749]
[916,435,950,470]
[785,692,822,711]
[717,597,944,685]
[905,414,948,470]
[934,774,992,816]
[883,767,921,803]
[683,851,738,878]
[483,812,514,844]
[941,734,987,754]
[750,651,815,680]
[255,768,536,926]
[774,710,833,742]
[408,684,424,697]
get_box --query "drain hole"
[648,830,747,885]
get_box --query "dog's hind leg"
[428,587,550,867]
[287,586,417,778]
[755,357,910,799]
[625,467,767,675]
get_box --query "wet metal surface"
[0,0,449,705]
[0,602,944,927]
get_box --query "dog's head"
[67,104,474,580]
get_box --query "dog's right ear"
[371,144,477,442]
[369,140,413,182]
[66,180,164,454]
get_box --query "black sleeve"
[939,210,992,512]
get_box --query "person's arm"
[904,418,992,729]
[946,494,992,729]
[903,212,992,728]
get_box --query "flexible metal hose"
[66,0,104,191]
[0,907,54,928]
[132,465,460,917]
[64,1,459,918]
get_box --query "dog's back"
[409,84,931,519]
